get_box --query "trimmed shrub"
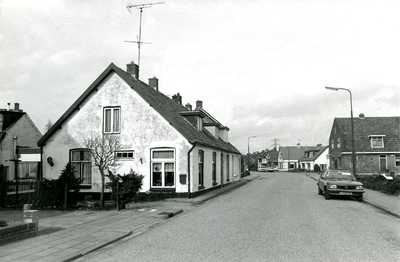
[106,170,144,209]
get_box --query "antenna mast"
[126,2,165,68]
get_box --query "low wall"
[0,222,38,245]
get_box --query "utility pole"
[126,2,165,68]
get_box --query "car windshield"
[326,171,356,181]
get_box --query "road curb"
[158,209,184,219]
[362,200,400,219]
[61,230,132,262]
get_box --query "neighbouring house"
[328,115,400,175]
[278,145,313,171]
[0,103,42,206]
[258,148,279,171]
[298,144,329,171]
[37,62,242,198]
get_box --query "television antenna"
[125,2,165,68]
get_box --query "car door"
[318,171,327,190]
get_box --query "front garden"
[356,174,400,196]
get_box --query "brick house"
[328,115,400,175]
[0,103,42,205]
[37,62,241,198]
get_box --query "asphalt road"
[78,172,400,262]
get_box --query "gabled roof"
[334,117,400,152]
[298,145,328,162]
[279,146,313,161]
[38,63,240,154]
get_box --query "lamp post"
[325,86,357,175]
[247,136,257,172]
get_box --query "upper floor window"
[337,138,341,148]
[71,149,92,186]
[331,140,334,149]
[369,135,384,148]
[104,107,120,134]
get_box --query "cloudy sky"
[1,0,399,153]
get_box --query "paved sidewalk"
[304,172,400,219]
[0,175,257,262]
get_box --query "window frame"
[103,107,121,134]
[115,150,135,160]
[198,150,204,187]
[150,148,176,189]
[19,162,39,179]
[395,155,400,167]
[369,135,385,148]
[70,148,92,187]
[212,152,217,184]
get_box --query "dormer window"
[369,135,385,148]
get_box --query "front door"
[379,155,387,172]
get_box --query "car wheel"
[357,196,363,202]
[324,188,330,200]
[318,186,322,195]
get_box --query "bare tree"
[83,134,122,207]
[45,119,53,132]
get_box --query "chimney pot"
[126,61,139,79]
[148,77,159,91]
[7,103,10,111]
[172,93,182,105]
[359,113,365,119]
[185,103,192,111]
[195,100,203,110]
[14,103,19,111]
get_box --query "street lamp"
[325,86,357,175]
[248,136,257,172]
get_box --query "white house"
[37,62,241,198]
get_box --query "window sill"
[79,184,92,189]
[150,188,176,192]
[198,186,205,190]
[212,182,218,186]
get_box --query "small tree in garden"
[107,169,144,209]
[83,134,122,208]
[59,162,81,192]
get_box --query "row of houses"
[1,61,242,200]
[257,115,400,175]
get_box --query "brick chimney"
[149,77,159,91]
[172,93,182,105]
[14,103,19,111]
[195,100,203,110]
[185,103,192,111]
[126,61,139,79]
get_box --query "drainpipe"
[187,141,196,199]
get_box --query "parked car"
[317,170,364,201]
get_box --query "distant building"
[298,145,329,171]
[329,115,400,175]
[258,149,279,171]
[278,145,310,171]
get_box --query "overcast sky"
[1,0,399,153]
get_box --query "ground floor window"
[151,148,175,188]
[396,155,400,167]
[71,149,92,185]
[19,162,38,179]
